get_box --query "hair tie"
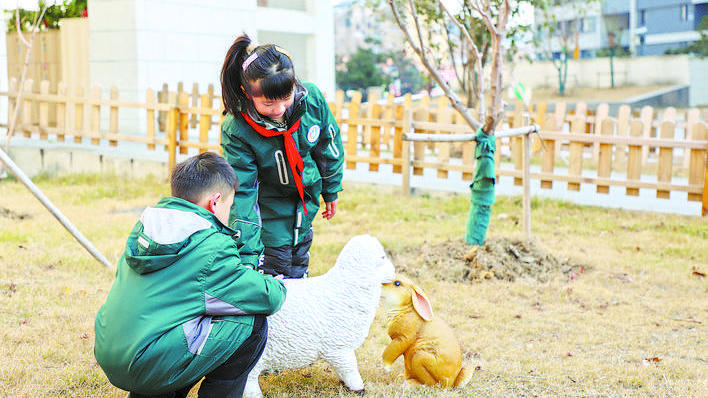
[245,42,258,53]
[242,52,258,71]
[273,46,291,60]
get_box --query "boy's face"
[213,189,235,226]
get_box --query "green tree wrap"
[465,129,496,246]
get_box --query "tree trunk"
[464,127,497,245]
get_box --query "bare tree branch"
[440,4,479,112]
[3,4,49,157]
[437,0,487,119]
[442,23,465,94]
[389,0,482,130]
[389,0,519,134]
[479,0,511,133]
[15,8,29,46]
[468,0,499,37]
[408,0,427,58]
[439,0,480,61]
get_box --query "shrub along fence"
[2,78,707,216]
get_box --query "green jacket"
[94,197,286,394]
[221,82,344,268]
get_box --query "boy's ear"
[211,192,221,204]
[206,192,221,213]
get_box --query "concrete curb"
[5,145,168,180]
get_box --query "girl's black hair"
[221,34,296,116]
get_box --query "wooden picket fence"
[1,79,223,169]
[330,90,708,216]
[2,78,707,216]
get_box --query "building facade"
[535,0,707,58]
[333,0,404,57]
[638,0,707,55]
[88,0,336,100]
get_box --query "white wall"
[689,57,708,106]
[309,0,335,96]
[88,0,336,102]
[510,55,692,90]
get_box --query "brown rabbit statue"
[380,275,473,388]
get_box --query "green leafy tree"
[336,47,390,97]
[6,0,87,32]
[387,51,426,94]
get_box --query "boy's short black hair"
[170,152,239,204]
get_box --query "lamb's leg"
[243,366,263,398]
[322,349,365,393]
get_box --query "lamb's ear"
[411,287,434,321]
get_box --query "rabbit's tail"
[453,365,474,388]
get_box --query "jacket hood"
[124,197,234,274]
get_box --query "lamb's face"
[336,235,396,284]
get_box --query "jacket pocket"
[182,316,213,355]
[193,316,254,361]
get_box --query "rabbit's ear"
[411,288,434,321]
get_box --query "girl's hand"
[322,199,338,220]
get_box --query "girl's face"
[248,82,294,121]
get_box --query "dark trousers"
[260,229,313,279]
[129,315,268,398]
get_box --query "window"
[640,10,646,26]
[681,4,688,21]
[581,17,596,33]
[557,20,575,34]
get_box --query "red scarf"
[240,112,307,215]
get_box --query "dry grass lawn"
[0,174,706,397]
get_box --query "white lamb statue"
[243,234,396,398]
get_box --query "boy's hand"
[322,199,338,220]
[274,274,285,280]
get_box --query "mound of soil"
[393,237,587,283]
[0,207,31,221]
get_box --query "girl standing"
[220,34,344,278]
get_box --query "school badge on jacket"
[307,125,320,143]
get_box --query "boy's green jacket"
[94,197,286,394]
[221,82,344,268]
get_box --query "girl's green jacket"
[221,82,344,269]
